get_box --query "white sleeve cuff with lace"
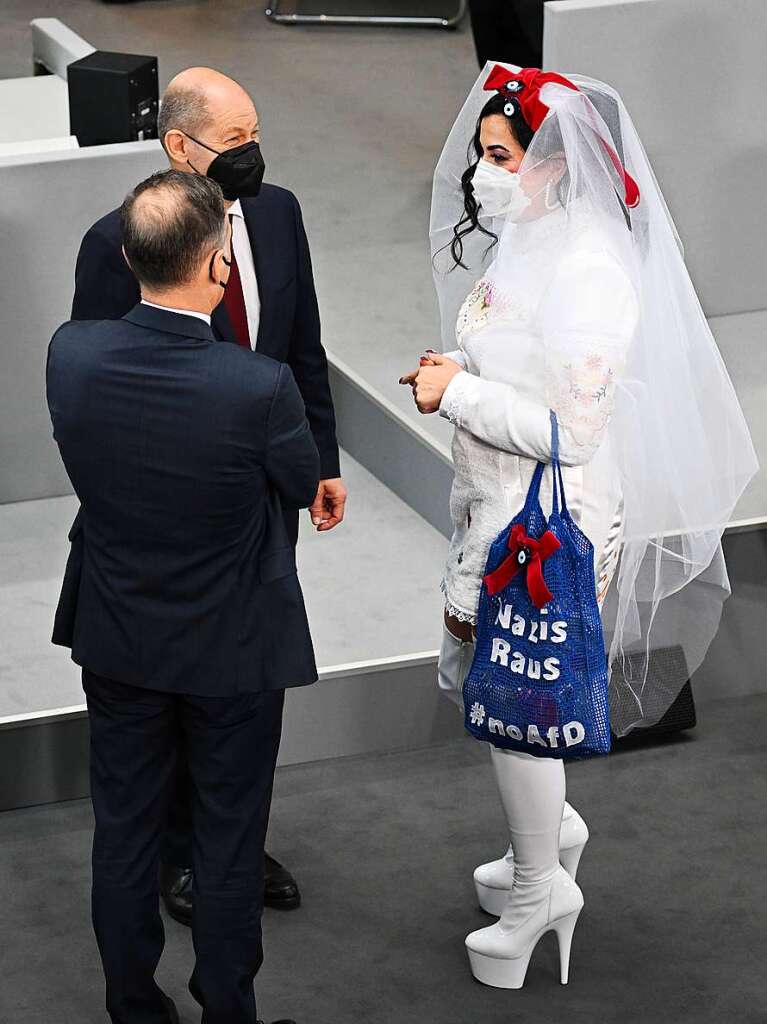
[439,370,480,425]
[441,348,469,370]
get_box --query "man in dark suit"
[66,66,346,921]
[467,0,544,69]
[47,170,314,1024]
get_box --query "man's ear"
[163,128,187,165]
[121,244,133,272]
[211,248,229,287]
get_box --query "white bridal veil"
[430,63,758,734]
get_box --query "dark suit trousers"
[163,514,298,869]
[83,670,285,1024]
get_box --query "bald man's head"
[157,67,260,174]
[120,170,227,291]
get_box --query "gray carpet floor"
[2,7,765,1021]
[1,692,765,1024]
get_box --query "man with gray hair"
[47,169,316,1024]
[66,66,344,921]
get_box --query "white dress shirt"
[228,198,261,349]
[141,299,211,325]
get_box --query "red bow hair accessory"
[483,523,561,610]
[483,64,640,209]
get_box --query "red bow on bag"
[483,64,640,209]
[483,523,561,609]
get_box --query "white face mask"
[472,159,532,220]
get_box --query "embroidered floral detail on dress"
[455,277,529,347]
[546,346,619,449]
[455,278,493,345]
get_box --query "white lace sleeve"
[438,249,638,467]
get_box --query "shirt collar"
[141,299,211,326]
[228,198,244,220]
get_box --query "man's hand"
[309,477,347,532]
[409,354,463,414]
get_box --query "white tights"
[437,623,567,888]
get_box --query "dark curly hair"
[442,94,535,271]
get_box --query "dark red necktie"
[222,216,251,349]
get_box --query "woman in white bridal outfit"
[401,64,756,989]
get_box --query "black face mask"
[186,134,265,201]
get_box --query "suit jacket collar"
[123,302,216,342]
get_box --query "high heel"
[474,803,589,915]
[466,866,584,989]
[554,909,581,985]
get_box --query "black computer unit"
[68,50,158,147]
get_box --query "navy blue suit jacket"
[47,303,320,696]
[71,184,340,484]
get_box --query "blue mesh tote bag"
[462,410,611,759]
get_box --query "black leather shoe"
[161,851,300,928]
[264,852,301,910]
[160,863,193,927]
[161,994,180,1024]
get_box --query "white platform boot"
[466,747,584,989]
[474,801,589,916]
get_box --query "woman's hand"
[411,354,464,414]
[400,351,463,413]
[399,350,437,390]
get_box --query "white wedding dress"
[438,202,639,626]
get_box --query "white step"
[0,451,448,723]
